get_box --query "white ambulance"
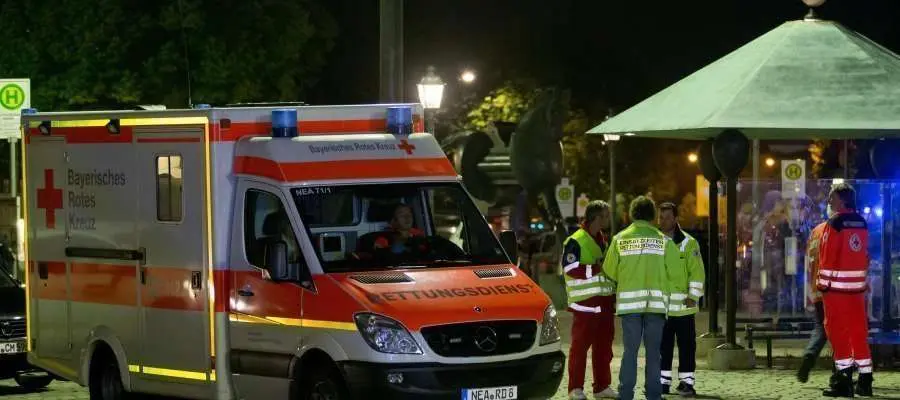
[22,103,565,400]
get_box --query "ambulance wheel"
[300,364,348,400]
[89,352,129,400]
[14,372,53,391]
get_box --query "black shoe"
[823,368,854,398]
[798,354,816,383]
[676,382,696,397]
[855,373,873,397]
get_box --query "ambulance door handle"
[140,267,147,285]
[237,287,254,297]
[37,263,48,280]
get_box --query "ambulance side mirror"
[499,230,518,262]
[264,241,297,282]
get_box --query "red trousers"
[823,292,872,373]
[568,310,615,393]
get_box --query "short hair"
[630,196,656,222]
[392,203,413,217]
[659,202,678,218]
[829,183,857,210]
[584,200,610,224]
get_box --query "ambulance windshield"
[291,182,509,272]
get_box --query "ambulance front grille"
[421,320,536,357]
[350,273,413,284]
[474,268,513,279]
[0,319,25,339]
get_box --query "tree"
[0,0,338,110]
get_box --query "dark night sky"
[309,0,900,118]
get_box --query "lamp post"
[417,66,445,134]
[604,134,621,234]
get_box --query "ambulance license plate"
[0,341,24,354]
[462,386,517,400]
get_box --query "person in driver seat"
[373,204,426,254]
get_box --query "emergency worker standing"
[657,202,704,396]
[817,183,873,397]
[563,201,617,399]
[603,196,683,400]
[797,219,829,383]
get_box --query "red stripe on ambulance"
[233,156,457,182]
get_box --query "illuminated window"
[156,155,183,222]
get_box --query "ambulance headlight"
[539,304,561,345]
[354,313,422,354]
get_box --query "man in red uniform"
[817,183,873,397]
[562,201,617,399]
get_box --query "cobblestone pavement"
[3,312,899,399]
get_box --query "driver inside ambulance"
[373,204,426,254]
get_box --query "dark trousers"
[803,301,828,358]
[660,315,697,385]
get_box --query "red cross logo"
[37,169,63,229]
[398,139,416,155]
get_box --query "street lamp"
[765,157,775,167]
[417,66,445,133]
[604,133,621,234]
[688,152,698,163]
[460,70,476,84]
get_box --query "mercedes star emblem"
[473,306,483,313]
[473,326,498,352]
[0,321,10,337]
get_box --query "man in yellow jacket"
[603,196,684,400]
[657,202,705,397]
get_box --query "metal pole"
[426,110,436,134]
[882,183,893,331]
[9,138,16,282]
[10,138,16,198]
[751,139,762,294]
[609,142,617,234]
[725,176,739,346]
[379,0,404,102]
[708,178,720,334]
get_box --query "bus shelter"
[587,5,900,369]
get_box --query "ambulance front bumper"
[339,351,565,400]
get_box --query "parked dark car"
[0,244,54,390]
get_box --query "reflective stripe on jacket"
[817,211,869,293]
[563,229,616,312]
[666,227,705,316]
[602,220,684,316]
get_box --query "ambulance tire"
[88,350,131,400]
[298,363,349,400]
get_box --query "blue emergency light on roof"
[386,106,413,135]
[193,104,211,109]
[271,109,298,138]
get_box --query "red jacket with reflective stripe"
[817,210,869,293]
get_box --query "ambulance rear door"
[133,125,213,394]
[26,135,70,360]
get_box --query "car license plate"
[462,386,517,400]
[0,341,24,354]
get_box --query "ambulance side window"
[243,189,303,267]
[156,155,184,222]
